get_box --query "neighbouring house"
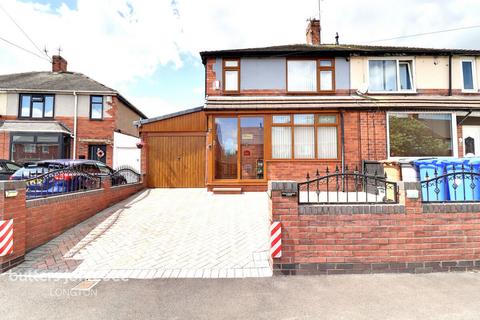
[0,55,147,169]
[138,19,480,190]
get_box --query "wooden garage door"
[147,136,205,188]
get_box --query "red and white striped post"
[270,221,281,258]
[0,219,13,257]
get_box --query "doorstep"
[212,187,243,194]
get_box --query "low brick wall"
[0,178,145,272]
[270,181,480,275]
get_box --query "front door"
[463,126,480,156]
[88,144,107,163]
[214,116,264,181]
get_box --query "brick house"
[138,19,480,190]
[0,55,146,167]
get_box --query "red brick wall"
[0,132,10,159]
[271,186,480,275]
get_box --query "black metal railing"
[298,165,399,205]
[24,168,101,200]
[421,163,480,203]
[110,167,141,186]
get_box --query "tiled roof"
[200,43,480,62]
[0,71,116,92]
[0,71,147,119]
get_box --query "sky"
[0,0,479,117]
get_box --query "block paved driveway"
[8,189,272,279]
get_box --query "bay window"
[271,114,339,160]
[388,112,454,157]
[287,59,335,93]
[368,59,414,92]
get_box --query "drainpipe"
[448,55,452,96]
[73,91,78,159]
[340,110,345,172]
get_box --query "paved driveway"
[8,189,272,279]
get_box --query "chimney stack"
[52,55,68,72]
[306,19,321,45]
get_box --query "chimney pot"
[52,55,68,72]
[306,19,321,46]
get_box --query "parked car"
[10,159,126,198]
[0,160,22,180]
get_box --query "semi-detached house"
[138,19,480,191]
[0,55,147,169]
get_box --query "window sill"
[367,90,417,95]
[267,159,341,162]
[17,117,55,120]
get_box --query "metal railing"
[110,167,141,186]
[298,165,399,205]
[24,168,101,200]
[421,163,480,203]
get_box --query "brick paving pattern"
[8,189,272,279]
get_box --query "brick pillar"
[0,181,27,272]
[268,181,299,273]
[402,182,423,214]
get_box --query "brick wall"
[0,131,10,159]
[0,178,145,272]
[270,181,480,275]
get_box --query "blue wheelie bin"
[444,159,471,201]
[465,158,480,201]
[414,159,448,202]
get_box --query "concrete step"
[212,187,243,195]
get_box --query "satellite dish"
[356,83,369,95]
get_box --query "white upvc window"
[461,58,477,92]
[368,58,416,93]
[386,111,458,159]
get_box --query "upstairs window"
[19,94,54,118]
[223,59,240,92]
[462,60,477,91]
[287,59,335,93]
[90,96,104,120]
[369,59,414,92]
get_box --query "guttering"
[0,88,115,95]
[73,91,78,159]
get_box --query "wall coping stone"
[299,204,406,215]
[423,202,480,214]
[0,180,26,191]
[269,181,298,192]
[110,182,143,190]
[26,188,105,208]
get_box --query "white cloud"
[0,0,480,117]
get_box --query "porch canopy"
[0,120,71,134]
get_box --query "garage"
[138,107,207,188]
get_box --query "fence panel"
[298,165,398,205]
[421,163,480,203]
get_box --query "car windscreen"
[11,167,52,179]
